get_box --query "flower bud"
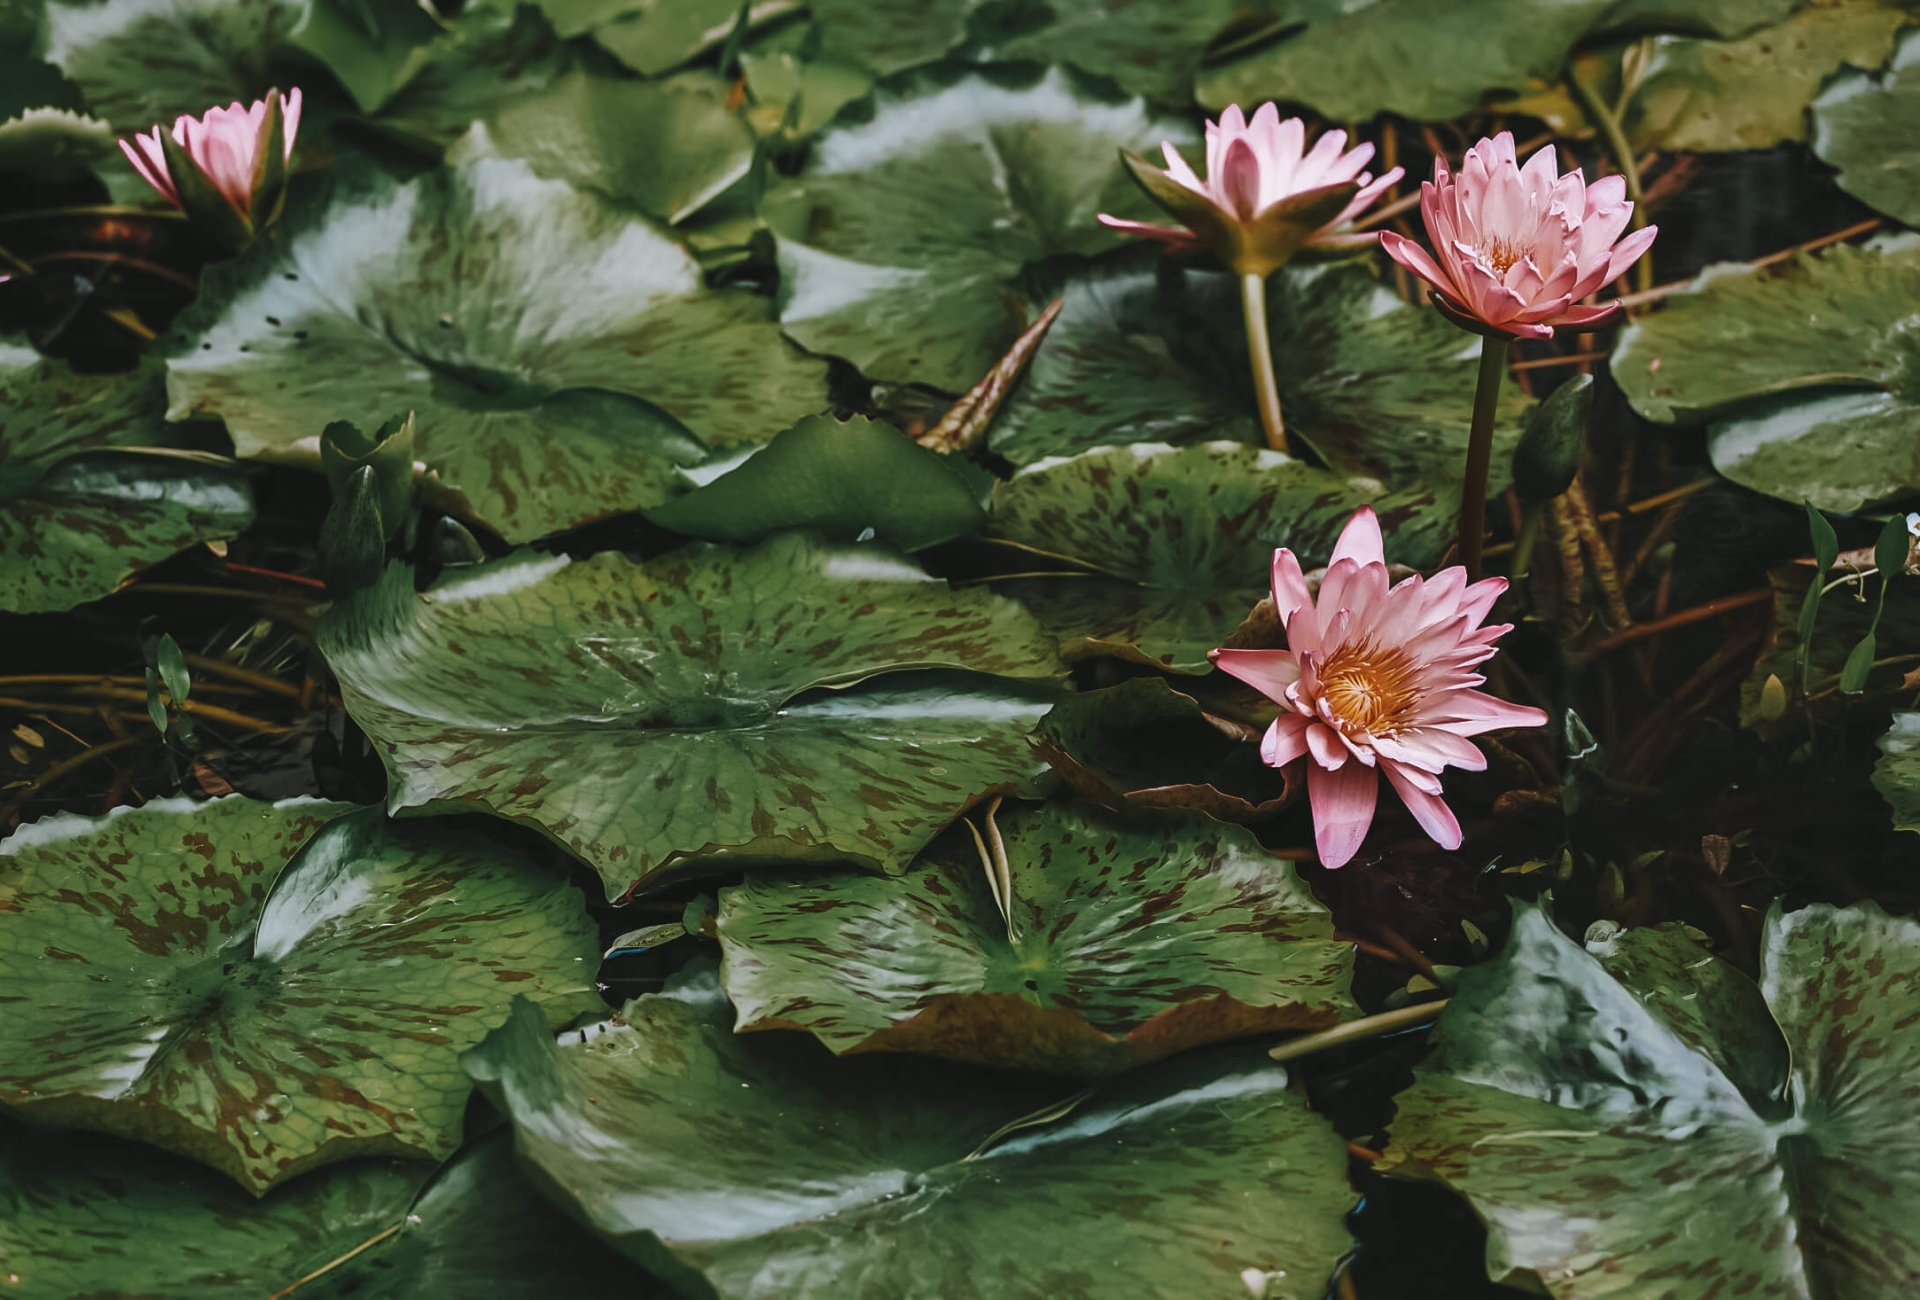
[1512,373,1592,505]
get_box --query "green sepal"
[157,125,253,255]
[320,412,417,548]
[1120,148,1232,245]
[320,464,393,596]
[247,90,287,232]
[1511,372,1592,504]
[1118,151,1357,278]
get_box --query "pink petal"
[1219,137,1262,220]
[1097,215,1201,251]
[1329,504,1384,570]
[1373,727,1487,774]
[1424,689,1550,735]
[1309,759,1379,868]
[1604,224,1659,283]
[1378,231,1455,299]
[1383,762,1462,850]
[282,87,303,158]
[1210,647,1302,704]
[1262,713,1312,767]
[1305,721,1348,771]
[1544,301,1623,330]
[1161,141,1205,194]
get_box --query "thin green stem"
[1510,502,1546,581]
[1458,335,1510,581]
[1568,65,1653,294]
[1241,272,1287,454]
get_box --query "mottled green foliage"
[1035,676,1293,821]
[471,71,755,225]
[989,441,1457,672]
[1624,0,1911,152]
[0,1119,427,1299]
[992,259,1529,482]
[1814,26,1920,226]
[540,0,789,77]
[168,155,824,541]
[1615,236,1920,512]
[647,413,989,552]
[0,344,254,613]
[363,0,571,153]
[0,797,600,1193]
[1384,899,1920,1299]
[763,66,1190,391]
[715,803,1353,1075]
[40,0,297,130]
[1196,0,1620,123]
[467,966,1357,1300]
[319,534,1065,900]
[0,1121,643,1299]
[1875,712,1920,834]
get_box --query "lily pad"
[1597,0,1802,39]
[1813,24,1920,226]
[287,0,442,116]
[466,967,1358,1300]
[1382,898,1920,1299]
[40,0,297,130]
[0,106,114,174]
[762,64,1190,392]
[715,802,1353,1076]
[990,258,1529,481]
[1614,235,1920,513]
[1035,676,1294,822]
[0,344,255,614]
[0,1121,644,1299]
[1875,712,1920,835]
[1195,0,1619,124]
[1624,0,1912,152]
[646,413,989,552]
[542,0,795,78]
[167,154,825,542]
[0,796,600,1194]
[362,0,571,155]
[469,70,755,225]
[989,441,1460,673]
[318,533,1065,901]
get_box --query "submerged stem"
[1458,335,1510,581]
[1241,272,1287,454]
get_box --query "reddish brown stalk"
[224,562,327,590]
[1377,926,1441,982]
[1612,217,1882,309]
[1510,350,1608,372]
[919,297,1064,453]
[1564,478,1632,633]
[1582,588,1772,658]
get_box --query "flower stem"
[1568,65,1654,294]
[1241,272,1287,454]
[1458,335,1510,581]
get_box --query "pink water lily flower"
[1210,507,1548,868]
[1100,103,1403,272]
[1380,131,1657,339]
[120,88,302,216]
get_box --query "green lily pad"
[0,344,255,614]
[646,413,988,552]
[1195,0,1618,123]
[0,106,114,173]
[763,64,1190,392]
[1875,711,1920,835]
[1623,0,1912,152]
[168,154,825,542]
[541,0,795,78]
[1382,898,1920,1299]
[469,70,755,225]
[466,968,1358,1300]
[1742,563,1920,725]
[40,0,297,130]
[1813,24,1920,226]
[0,796,600,1194]
[991,258,1528,481]
[988,441,1460,673]
[1035,676,1294,822]
[1598,0,1802,37]
[715,802,1353,1076]
[0,1121,645,1299]
[361,0,571,155]
[287,0,442,116]
[318,533,1065,901]
[1614,235,1920,513]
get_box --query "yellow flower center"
[1480,238,1525,276]
[1318,642,1421,735]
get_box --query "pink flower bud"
[120,88,302,218]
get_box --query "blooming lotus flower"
[1379,132,1656,340]
[1210,507,1548,868]
[120,89,301,251]
[1100,103,1404,277]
